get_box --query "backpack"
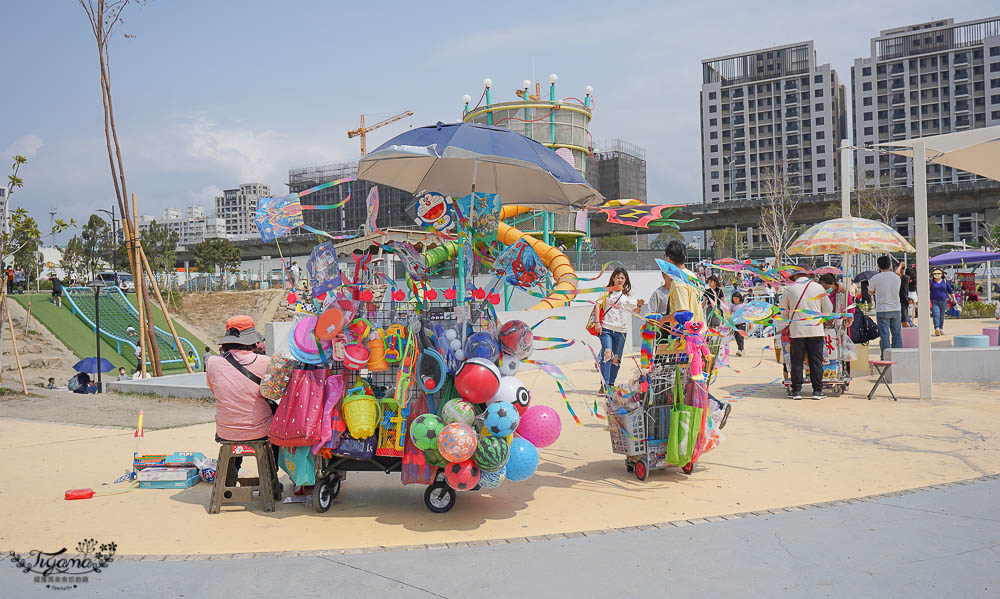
[849,314,881,344]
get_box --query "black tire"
[681,462,694,475]
[626,462,634,473]
[634,459,648,481]
[424,482,457,513]
[312,477,339,513]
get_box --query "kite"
[453,192,501,248]
[655,258,705,290]
[255,176,357,242]
[307,241,343,297]
[596,200,694,229]
[493,239,547,289]
[412,192,455,233]
[364,186,384,236]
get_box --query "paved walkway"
[5,477,998,597]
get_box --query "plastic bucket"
[341,393,380,438]
[343,343,370,370]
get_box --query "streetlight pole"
[90,280,106,393]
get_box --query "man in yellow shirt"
[662,241,705,323]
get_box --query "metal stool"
[867,360,898,401]
[209,439,278,513]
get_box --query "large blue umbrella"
[357,121,603,212]
[73,357,116,373]
[928,250,1000,266]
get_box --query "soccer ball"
[498,358,520,376]
[409,414,444,451]
[488,376,531,417]
[498,320,533,360]
[483,401,520,437]
[424,446,448,468]
[439,398,476,427]
[444,459,481,491]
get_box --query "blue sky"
[2,0,991,243]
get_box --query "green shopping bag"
[279,446,316,487]
[666,370,704,466]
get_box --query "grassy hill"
[11,292,205,375]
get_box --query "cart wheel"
[681,462,694,475]
[424,482,456,513]
[312,476,339,513]
[832,384,844,396]
[634,459,648,481]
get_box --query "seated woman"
[205,315,280,497]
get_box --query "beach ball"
[437,422,478,463]
[498,320,533,360]
[444,459,481,491]
[409,414,444,451]
[517,405,562,448]
[498,358,520,376]
[488,376,531,416]
[424,446,448,468]
[473,435,510,472]
[439,399,476,427]
[483,401,520,437]
[465,331,500,362]
[477,466,506,489]
[200,467,216,483]
[505,437,539,481]
[455,358,501,404]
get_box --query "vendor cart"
[308,301,492,514]
[777,319,850,397]
[605,343,696,481]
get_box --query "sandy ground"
[0,317,997,556]
[0,388,215,429]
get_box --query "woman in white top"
[592,268,644,390]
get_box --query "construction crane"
[347,110,414,156]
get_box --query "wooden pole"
[0,286,29,394]
[139,246,192,373]
[24,301,31,338]
[130,194,147,378]
[132,193,163,376]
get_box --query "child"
[731,291,746,357]
[117,367,130,381]
[47,377,56,389]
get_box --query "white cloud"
[186,184,224,206]
[5,134,44,158]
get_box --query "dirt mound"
[1,299,81,388]
[169,290,290,345]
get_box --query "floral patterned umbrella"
[788,217,915,256]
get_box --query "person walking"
[49,273,64,308]
[13,266,25,294]
[779,270,833,400]
[290,261,301,287]
[592,268,644,392]
[929,267,957,336]
[202,346,213,372]
[869,256,903,358]
[4,265,13,295]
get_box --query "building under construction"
[586,139,647,202]
[287,162,415,234]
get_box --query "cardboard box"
[137,467,199,482]
[134,452,207,470]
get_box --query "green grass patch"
[11,293,205,375]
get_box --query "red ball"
[444,459,481,491]
[455,358,501,403]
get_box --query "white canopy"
[875,125,1000,180]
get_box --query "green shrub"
[959,301,998,319]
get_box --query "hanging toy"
[684,321,712,382]
[366,328,389,371]
[383,324,407,363]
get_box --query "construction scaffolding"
[287,162,416,234]
[587,139,647,202]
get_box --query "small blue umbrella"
[73,357,116,373]
[357,121,603,211]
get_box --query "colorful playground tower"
[461,75,595,274]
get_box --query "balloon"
[505,437,539,481]
[437,422,478,463]
[517,405,562,448]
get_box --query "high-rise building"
[287,163,414,234]
[138,207,226,248]
[585,139,647,202]
[701,42,848,203]
[851,17,1000,188]
[215,183,270,240]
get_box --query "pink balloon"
[516,405,561,448]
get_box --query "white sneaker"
[791,393,803,400]
[736,350,744,357]
[812,393,826,400]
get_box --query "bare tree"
[980,201,1000,251]
[756,167,800,263]
[79,0,163,375]
[856,175,901,226]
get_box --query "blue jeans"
[876,311,902,359]
[931,298,949,330]
[598,330,627,388]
